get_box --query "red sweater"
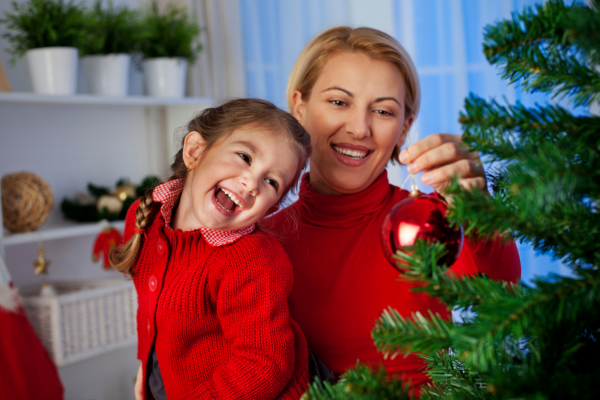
[267,171,521,388]
[125,197,309,399]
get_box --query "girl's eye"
[330,100,347,107]
[265,178,279,191]
[237,152,251,164]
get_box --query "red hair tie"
[134,228,147,239]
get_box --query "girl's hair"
[287,26,420,162]
[110,98,312,276]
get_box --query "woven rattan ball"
[1,172,53,232]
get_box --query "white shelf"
[1,220,125,247]
[0,92,213,107]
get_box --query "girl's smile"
[214,187,244,213]
[172,124,300,232]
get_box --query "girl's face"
[292,52,414,195]
[178,125,300,231]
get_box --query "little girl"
[110,99,312,400]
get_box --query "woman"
[267,27,521,390]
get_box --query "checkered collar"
[152,179,255,247]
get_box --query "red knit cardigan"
[266,171,521,389]
[124,202,309,400]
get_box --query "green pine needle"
[303,363,411,400]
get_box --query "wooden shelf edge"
[0,92,213,107]
[1,220,126,247]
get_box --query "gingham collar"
[152,179,255,247]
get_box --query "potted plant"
[139,2,201,98]
[0,0,86,95]
[80,0,143,96]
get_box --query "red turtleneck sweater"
[267,171,521,388]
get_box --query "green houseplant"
[139,1,202,97]
[0,0,86,94]
[80,0,144,96]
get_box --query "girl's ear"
[183,131,206,171]
[291,90,306,124]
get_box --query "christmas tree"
[305,0,600,399]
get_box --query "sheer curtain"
[237,0,581,284]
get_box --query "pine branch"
[482,0,600,106]
[419,350,490,400]
[391,240,523,310]
[373,309,453,357]
[459,95,600,164]
[303,363,411,400]
[381,239,600,372]
[446,182,600,267]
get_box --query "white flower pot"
[26,47,78,95]
[82,54,131,96]
[143,57,187,98]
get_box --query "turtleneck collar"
[296,170,393,229]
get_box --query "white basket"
[19,279,138,367]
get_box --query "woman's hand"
[135,363,143,400]
[399,133,487,201]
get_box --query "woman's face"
[293,52,413,195]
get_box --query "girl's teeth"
[220,188,242,208]
[333,146,368,159]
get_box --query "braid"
[109,191,158,276]
[135,191,156,230]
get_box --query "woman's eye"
[330,100,346,107]
[265,178,279,191]
[237,152,251,164]
[375,109,393,116]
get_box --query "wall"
[0,2,194,399]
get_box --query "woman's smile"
[331,142,372,166]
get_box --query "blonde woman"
[267,27,521,393]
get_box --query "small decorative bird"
[33,244,50,276]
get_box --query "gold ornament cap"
[409,185,423,198]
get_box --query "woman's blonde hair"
[110,98,311,276]
[287,26,420,162]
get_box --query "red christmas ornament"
[92,227,123,270]
[381,190,463,271]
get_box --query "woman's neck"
[308,164,387,196]
[308,168,344,196]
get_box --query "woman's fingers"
[399,133,487,197]
[135,364,143,400]
[421,159,486,190]
[401,134,480,174]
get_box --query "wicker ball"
[1,172,53,232]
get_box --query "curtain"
[152,0,247,101]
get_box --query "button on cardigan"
[125,184,309,399]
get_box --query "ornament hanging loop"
[409,185,422,198]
